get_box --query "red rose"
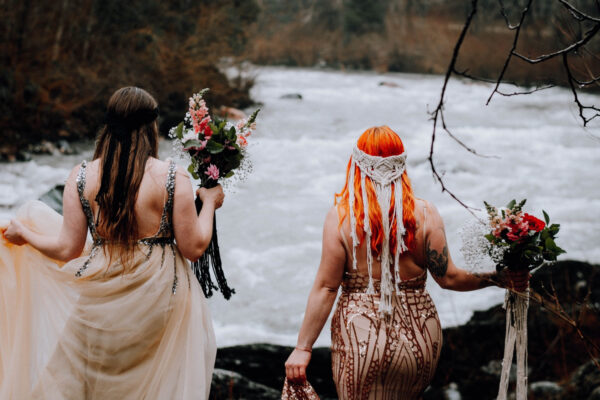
[523,213,545,232]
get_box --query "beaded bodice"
[74,160,179,293]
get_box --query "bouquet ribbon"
[497,288,529,400]
[192,195,235,299]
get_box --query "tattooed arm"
[424,203,519,291]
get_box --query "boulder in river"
[280,93,303,100]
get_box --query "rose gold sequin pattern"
[282,379,320,400]
[331,272,442,399]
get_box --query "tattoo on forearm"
[425,241,448,278]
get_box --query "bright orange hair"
[335,126,416,255]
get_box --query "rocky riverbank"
[209,260,600,399]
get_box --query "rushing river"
[1,66,599,347]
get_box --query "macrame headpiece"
[348,146,408,316]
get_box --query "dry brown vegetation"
[244,0,600,88]
[0,0,259,159]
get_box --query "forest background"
[1,0,599,158]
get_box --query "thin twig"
[498,0,521,29]
[559,0,600,23]
[563,53,600,126]
[512,23,600,64]
[487,0,533,105]
[496,85,555,96]
[428,0,479,212]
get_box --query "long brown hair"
[335,126,417,255]
[93,87,159,270]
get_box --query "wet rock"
[589,386,600,400]
[214,344,336,399]
[30,140,58,155]
[218,106,246,120]
[39,184,65,214]
[57,140,74,155]
[280,93,302,100]
[209,368,281,399]
[378,81,401,88]
[564,359,600,399]
[529,381,563,399]
[428,260,600,400]
[16,150,32,161]
[444,382,462,400]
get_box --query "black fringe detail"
[192,195,235,300]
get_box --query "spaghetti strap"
[336,206,353,266]
[422,199,428,244]
[155,160,177,238]
[76,160,99,241]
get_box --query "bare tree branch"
[512,23,600,64]
[428,0,480,212]
[495,84,555,97]
[431,0,600,208]
[559,0,600,23]
[487,0,533,105]
[563,53,600,126]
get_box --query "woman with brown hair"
[1,87,223,399]
[284,126,528,399]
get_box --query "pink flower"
[507,232,520,242]
[189,99,209,124]
[237,134,248,147]
[236,119,247,130]
[205,164,219,180]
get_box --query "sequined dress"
[331,211,442,399]
[0,160,216,399]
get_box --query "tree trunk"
[51,0,69,62]
[82,0,95,60]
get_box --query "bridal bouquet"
[481,199,564,400]
[170,88,258,189]
[170,89,259,300]
[483,199,565,273]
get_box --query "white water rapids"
[1,66,598,347]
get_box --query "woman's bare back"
[80,157,173,239]
[338,198,429,281]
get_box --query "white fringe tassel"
[347,147,408,317]
[497,289,529,400]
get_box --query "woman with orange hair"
[284,126,527,399]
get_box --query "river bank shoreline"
[209,260,600,400]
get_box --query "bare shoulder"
[323,206,339,231]
[422,199,444,226]
[325,205,343,230]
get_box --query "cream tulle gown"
[0,161,216,399]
